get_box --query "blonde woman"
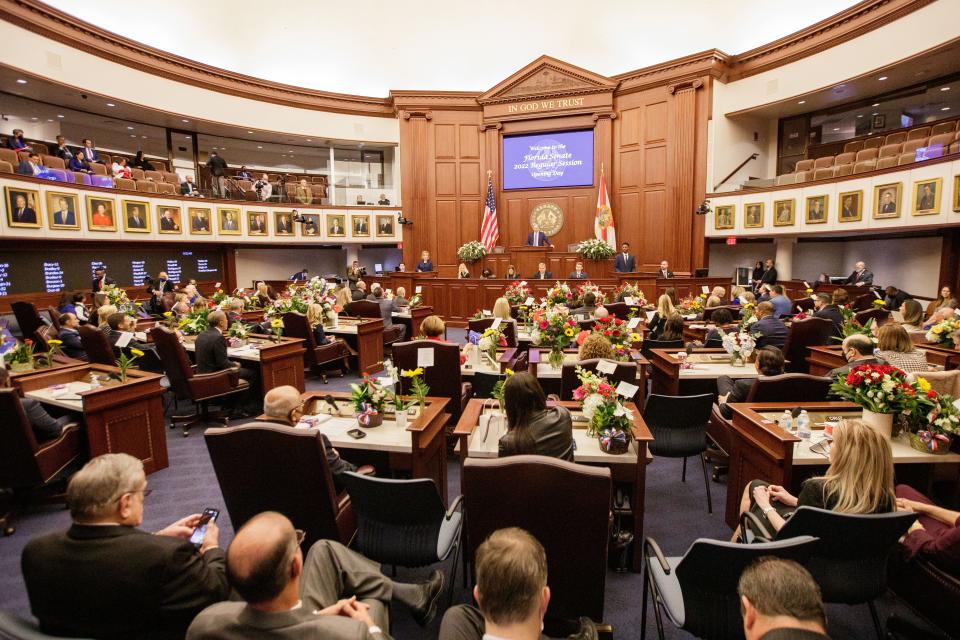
[578,333,615,361]
[457,263,470,279]
[736,419,896,539]
[711,286,727,304]
[648,294,676,339]
[96,304,118,331]
[876,323,928,372]
[739,290,757,306]
[255,282,273,307]
[492,297,513,321]
[191,299,208,314]
[334,285,352,310]
[172,293,191,315]
[899,299,925,332]
[704,295,722,309]
[306,303,334,345]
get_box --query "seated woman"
[131,150,154,171]
[735,418,896,540]
[171,293,191,316]
[717,347,785,419]
[58,291,88,323]
[421,315,449,342]
[578,333,615,361]
[738,290,756,306]
[0,367,77,442]
[657,313,685,342]
[926,285,958,317]
[499,372,574,461]
[255,281,273,307]
[305,303,334,345]
[896,484,960,573]
[191,299,209,314]
[334,285,353,310]
[704,295,722,309]
[492,297,515,325]
[711,286,727,305]
[111,157,132,179]
[899,299,925,332]
[457,263,470,279]
[876,323,928,372]
[704,308,735,343]
[504,265,518,280]
[647,294,676,339]
[831,288,849,306]
[730,286,745,305]
[481,268,495,279]
[96,304,117,332]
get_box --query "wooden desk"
[298,392,451,502]
[391,305,434,340]
[724,402,960,528]
[453,398,654,572]
[14,364,169,474]
[325,317,385,375]
[181,334,306,392]
[7,356,87,385]
[526,348,648,406]
[649,348,758,396]
[459,347,522,377]
[807,344,960,376]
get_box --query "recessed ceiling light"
[212,147,217,150]
[47,119,53,122]
[184,135,191,139]
[857,114,864,118]
[797,100,806,105]
[257,146,263,149]
[30,117,37,121]
[16,79,27,84]
[126,126,134,130]
[182,119,189,123]
[106,103,115,107]
[141,135,147,139]
[832,127,839,131]
[872,112,879,116]
[306,139,312,142]
[872,103,880,107]
[941,87,951,91]
[130,134,137,138]
[57,114,64,118]
[878,76,888,81]
[942,107,951,111]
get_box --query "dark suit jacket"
[58,327,86,359]
[181,181,200,196]
[614,253,636,273]
[15,160,38,176]
[568,271,588,280]
[53,209,76,226]
[192,217,210,232]
[657,269,675,278]
[844,269,874,285]
[156,279,175,293]
[753,316,788,349]
[160,217,179,231]
[22,524,229,640]
[884,290,910,310]
[416,260,433,272]
[813,305,844,337]
[758,268,778,286]
[187,601,382,640]
[526,230,550,247]
[718,376,755,419]
[92,276,116,293]
[11,206,37,224]
[530,271,553,280]
[195,327,232,373]
[127,214,147,229]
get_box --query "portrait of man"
[189,208,212,235]
[838,191,862,222]
[912,178,941,215]
[352,215,370,236]
[300,213,320,236]
[873,183,901,219]
[805,195,827,224]
[955,176,960,213]
[122,200,150,232]
[275,212,294,236]
[248,211,268,235]
[46,192,79,229]
[158,207,182,233]
[327,214,345,236]
[744,203,763,228]
[86,196,116,231]
[218,208,241,234]
[773,199,794,226]
[6,187,40,228]
[376,215,395,236]
[714,205,734,230]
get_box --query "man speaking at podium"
[526,223,552,248]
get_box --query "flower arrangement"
[350,374,389,427]
[504,280,530,305]
[530,306,578,368]
[793,311,810,321]
[234,289,259,311]
[739,302,758,330]
[829,364,915,414]
[573,366,634,453]
[227,320,249,340]
[269,317,284,342]
[904,376,960,452]
[116,348,143,383]
[611,283,647,305]
[677,293,707,315]
[576,283,606,306]
[925,314,960,346]
[103,284,127,307]
[719,328,757,366]
[490,368,515,413]
[591,316,636,361]
[477,327,506,363]
[456,241,487,263]
[4,338,35,370]
[41,338,64,367]
[576,238,616,261]
[872,299,887,309]
[211,288,227,305]
[178,309,209,335]
[402,368,430,411]
[837,308,878,341]
[545,282,574,307]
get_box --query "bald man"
[843,261,873,287]
[187,512,444,639]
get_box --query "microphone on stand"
[324,394,342,416]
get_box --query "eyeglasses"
[295,529,306,545]
[114,488,153,503]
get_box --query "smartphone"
[189,508,220,547]
[347,429,367,439]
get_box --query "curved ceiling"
[43,0,861,97]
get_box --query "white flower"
[582,394,604,419]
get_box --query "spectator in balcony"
[181,175,202,197]
[235,166,252,180]
[16,152,44,177]
[253,174,272,201]
[69,151,93,175]
[131,151,155,171]
[6,128,31,151]
[295,179,312,205]
[112,157,132,179]
[378,193,391,205]
[80,138,99,163]
[205,151,228,198]
[53,135,73,163]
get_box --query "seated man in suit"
[16,152,44,177]
[372,285,405,339]
[614,242,636,273]
[530,262,552,280]
[657,260,674,279]
[738,558,830,640]
[22,453,230,639]
[351,281,368,302]
[768,285,792,317]
[57,312,86,359]
[827,333,885,380]
[717,347,785,419]
[7,128,31,151]
[52,135,73,163]
[883,286,910,311]
[568,261,588,280]
[187,511,444,639]
[196,310,258,400]
[843,261,873,287]
[753,258,777,292]
[0,367,75,442]
[526,223,552,247]
[752,302,788,349]
[570,292,597,318]
[812,293,844,338]
[105,313,151,351]
[416,250,434,272]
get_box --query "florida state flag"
[594,166,616,248]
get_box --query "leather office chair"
[702,306,740,322]
[31,326,58,353]
[0,389,83,536]
[463,456,611,632]
[640,339,683,359]
[204,423,355,549]
[11,301,43,341]
[917,369,960,397]
[793,297,815,313]
[392,339,470,423]
[560,358,638,403]
[890,551,960,638]
[782,317,835,373]
[46,307,61,332]
[344,300,404,346]
[149,327,250,436]
[78,324,116,366]
[602,302,632,319]
[0,611,94,639]
[851,293,877,311]
[855,308,890,327]
[281,312,350,383]
[644,394,715,513]
[467,318,517,347]
[745,373,833,402]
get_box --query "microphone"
[324,395,341,415]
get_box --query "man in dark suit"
[614,242,636,273]
[160,209,180,231]
[196,311,257,405]
[883,286,910,311]
[568,261,588,280]
[878,189,897,213]
[737,558,831,640]
[526,223,552,247]
[155,271,175,294]
[843,261,873,286]
[827,334,886,380]
[222,212,239,231]
[192,211,210,232]
[753,258,777,291]
[21,453,230,639]
[206,151,228,197]
[657,260,674,279]
[329,217,344,235]
[378,219,393,234]
[354,218,369,234]
[571,292,597,317]
[10,193,37,224]
[57,312,86,359]
[250,215,266,234]
[812,293,844,338]
[91,268,115,293]
[126,204,147,229]
[181,175,202,197]
[16,152,43,177]
[717,347,784,419]
[52,196,76,226]
[752,302,788,349]
[53,135,73,163]
[530,262,552,280]
[918,184,935,210]
[276,214,293,234]
[80,138,99,163]
[0,367,73,442]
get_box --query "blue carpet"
[0,329,933,638]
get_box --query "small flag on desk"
[594,165,616,248]
[480,173,499,251]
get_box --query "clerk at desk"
[526,223,553,248]
[416,250,434,272]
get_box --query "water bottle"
[778,410,793,433]
[796,410,811,439]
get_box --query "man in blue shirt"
[769,285,793,318]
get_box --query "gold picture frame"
[351,214,371,237]
[5,186,42,228]
[274,211,295,236]
[954,176,960,213]
[122,199,151,233]
[773,199,795,226]
[86,195,117,231]
[157,205,183,234]
[375,215,395,237]
[45,191,80,229]
[744,203,764,228]
[327,214,346,237]
[912,178,942,216]
[218,207,242,235]
[838,190,862,222]
[188,207,212,235]
[714,205,734,230]
[299,213,320,236]
[872,183,901,219]
[805,195,828,224]
[247,211,268,235]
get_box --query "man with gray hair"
[737,557,830,639]
[22,453,229,639]
[827,333,885,380]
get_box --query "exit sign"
[726,237,737,245]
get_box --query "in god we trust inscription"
[530,203,564,236]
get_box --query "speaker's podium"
[510,247,550,277]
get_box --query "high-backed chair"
[343,300,380,318]
[813,156,834,169]
[929,121,957,136]
[862,136,884,150]
[876,156,899,169]
[149,327,250,436]
[560,358,638,402]
[41,155,65,170]
[463,456,611,628]
[794,297,815,313]
[0,389,83,536]
[890,550,960,638]
[89,163,107,176]
[745,373,832,402]
[114,177,136,191]
[853,159,877,174]
[775,173,796,186]
[852,292,877,311]
[794,159,814,172]
[45,306,62,332]
[78,324,116,366]
[907,126,930,141]
[834,162,855,176]
[11,301,43,341]
[602,302,632,319]
[833,151,856,166]
[156,182,177,195]
[281,312,350,383]
[855,308,890,327]
[130,168,145,180]
[813,166,835,179]
[0,148,17,165]
[897,151,916,166]
[878,143,901,158]
[467,317,518,347]
[0,160,12,174]
[843,140,863,154]
[644,394,715,513]
[926,132,954,154]
[702,305,739,322]
[136,179,158,193]
[640,339,683,359]
[392,339,469,422]
[883,131,907,146]
[782,317,835,373]
[204,423,355,549]
[32,325,58,353]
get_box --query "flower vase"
[730,352,745,367]
[908,431,952,455]
[548,347,565,370]
[597,427,630,455]
[9,361,33,372]
[861,409,894,439]
[358,412,383,429]
[395,410,408,429]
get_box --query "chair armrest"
[35,422,80,454]
[445,494,464,520]
[187,369,238,397]
[740,511,774,543]
[643,537,670,574]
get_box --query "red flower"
[24,339,32,345]
[927,390,939,399]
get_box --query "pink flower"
[573,387,586,400]
[539,320,549,330]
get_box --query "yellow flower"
[805,288,813,294]
[504,368,515,377]
[401,367,424,378]
[163,311,173,318]
[916,377,931,393]
[130,348,145,357]
[629,333,642,343]
[270,318,283,328]
[933,326,943,334]
[564,327,575,337]
[47,339,62,346]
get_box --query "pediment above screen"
[478,56,618,105]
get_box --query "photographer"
[253,174,272,202]
[347,261,366,288]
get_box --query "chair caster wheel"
[322,376,329,384]
[3,526,15,536]
[182,430,190,437]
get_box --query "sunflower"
[564,327,575,337]
[270,318,283,329]
[130,348,145,357]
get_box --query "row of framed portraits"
[714,176,960,230]
[3,187,398,238]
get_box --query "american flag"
[480,175,499,251]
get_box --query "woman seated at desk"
[876,323,929,373]
[647,295,676,339]
[457,263,470,279]
[306,303,334,345]
[421,315,467,365]
[896,484,960,573]
[492,297,515,326]
[0,367,77,442]
[579,334,615,361]
[499,372,574,462]
[717,346,785,419]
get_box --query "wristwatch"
[368,625,384,636]
[762,506,776,515]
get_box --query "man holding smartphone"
[22,454,230,640]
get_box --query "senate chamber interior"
[3,1,960,639]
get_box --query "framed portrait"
[188,207,212,235]
[327,214,346,237]
[744,203,764,228]
[45,191,80,230]
[912,178,942,216]
[274,211,295,236]
[805,195,828,224]
[157,205,183,234]
[954,176,960,213]
[714,205,734,230]
[5,186,42,228]
[838,190,863,222]
[299,213,320,236]
[247,211,268,236]
[122,199,151,233]
[773,199,795,226]
[872,183,901,219]
[86,195,117,231]
[352,214,371,237]
[872,114,886,130]
[375,215,395,237]
[218,207,242,235]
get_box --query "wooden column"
[668,80,703,273]
[400,111,432,268]
[939,229,960,295]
